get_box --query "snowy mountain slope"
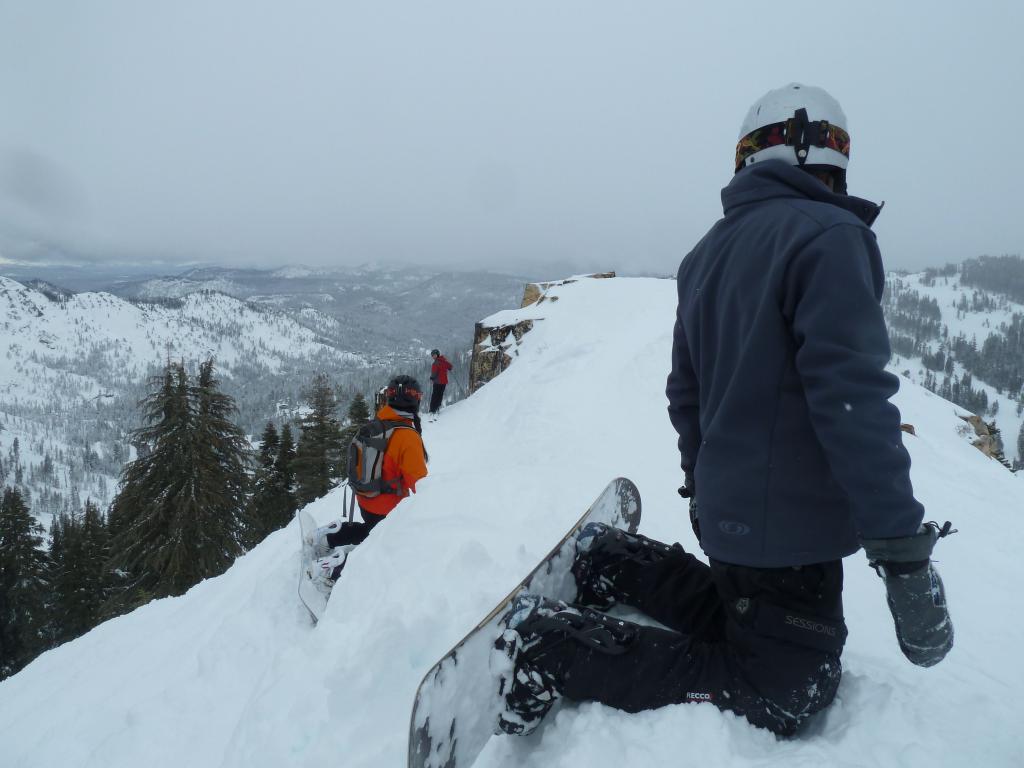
[885,270,1024,464]
[0,276,360,397]
[0,276,365,518]
[890,272,1024,343]
[1,277,1021,768]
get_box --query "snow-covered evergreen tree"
[257,423,280,470]
[0,487,48,680]
[49,499,111,645]
[190,359,252,560]
[276,423,297,508]
[292,374,344,505]
[339,391,371,451]
[106,360,250,613]
[245,422,298,546]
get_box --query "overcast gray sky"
[0,0,1021,275]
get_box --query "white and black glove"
[860,521,955,668]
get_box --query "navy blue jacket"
[667,161,924,568]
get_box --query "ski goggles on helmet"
[735,108,850,172]
[387,385,422,401]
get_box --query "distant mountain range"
[102,263,535,358]
[0,264,539,521]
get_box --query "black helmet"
[430,349,440,357]
[386,375,423,411]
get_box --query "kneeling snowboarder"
[494,83,955,738]
[309,376,428,590]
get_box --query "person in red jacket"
[428,349,453,414]
[309,376,428,589]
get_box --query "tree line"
[0,359,373,680]
[885,274,1024,470]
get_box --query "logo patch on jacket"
[718,520,751,536]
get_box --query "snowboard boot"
[309,546,353,594]
[310,519,344,559]
[492,594,638,736]
[572,522,676,609]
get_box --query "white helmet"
[735,83,850,183]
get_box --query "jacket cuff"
[860,525,936,563]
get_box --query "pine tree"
[190,359,252,561]
[339,392,372,453]
[106,360,251,613]
[49,509,79,643]
[245,422,297,546]
[50,500,111,645]
[348,392,372,424]
[105,363,189,613]
[277,423,297,503]
[0,487,49,679]
[257,422,280,471]
[12,438,24,486]
[80,500,111,629]
[292,374,345,505]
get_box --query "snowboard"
[297,509,329,623]
[408,477,641,768]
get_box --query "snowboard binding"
[572,522,674,609]
[492,594,639,736]
[309,546,354,594]
[310,520,344,559]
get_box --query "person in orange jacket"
[309,376,428,588]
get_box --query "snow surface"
[1,277,1022,768]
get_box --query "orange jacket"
[357,405,428,517]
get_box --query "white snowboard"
[297,509,329,623]
[408,477,642,768]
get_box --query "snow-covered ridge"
[0,276,365,517]
[0,276,360,379]
[1,276,1020,768]
[270,265,333,279]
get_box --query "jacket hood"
[722,161,883,227]
[377,405,415,423]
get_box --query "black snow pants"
[325,508,387,548]
[540,544,847,736]
[429,382,446,414]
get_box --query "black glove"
[860,521,955,668]
[677,474,699,544]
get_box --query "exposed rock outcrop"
[469,273,616,393]
[519,272,615,308]
[957,413,998,457]
[468,319,534,393]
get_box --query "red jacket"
[431,355,453,385]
